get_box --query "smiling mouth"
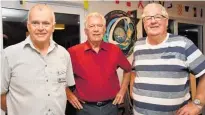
[150,26,159,29]
[93,34,101,36]
[36,33,46,36]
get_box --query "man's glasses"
[29,21,52,28]
[88,24,104,29]
[142,14,167,22]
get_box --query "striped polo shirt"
[132,33,205,115]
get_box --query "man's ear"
[52,22,56,32]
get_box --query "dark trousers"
[65,101,76,115]
[76,102,118,115]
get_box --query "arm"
[130,72,136,99]
[65,51,83,109]
[176,39,205,115]
[177,74,205,115]
[112,47,131,105]
[66,87,83,109]
[113,71,131,105]
[1,51,10,112]
[1,93,7,112]
[195,74,205,105]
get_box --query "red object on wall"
[127,1,131,7]
[138,1,144,9]
[115,0,119,4]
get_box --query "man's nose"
[37,24,44,30]
[150,17,157,23]
[93,25,99,31]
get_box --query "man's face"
[27,7,54,44]
[142,5,168,37]
[84,16,106,43]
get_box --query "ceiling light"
[55,24,65,30]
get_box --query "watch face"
[194,99,201,105]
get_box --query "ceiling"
[2,1,205,25]
[183,1,205,7]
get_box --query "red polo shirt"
[68,41,131,102]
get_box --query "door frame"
[174,19,204,52]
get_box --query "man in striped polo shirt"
[132,3,205,115]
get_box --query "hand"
[1,93,7,112]
[112,91,125,105]
[176,102,201,115]
[67,92,84,109]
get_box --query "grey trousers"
[76,102,118,115]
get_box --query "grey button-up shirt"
[1,36,75,115]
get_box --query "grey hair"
[141,3,169,19]
[27,4,56,24]
[84,12,106,28]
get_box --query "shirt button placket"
[44,59,52,115]
[45,63,49,89]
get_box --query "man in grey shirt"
[1,4,75,115]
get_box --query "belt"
[84,99,113,107]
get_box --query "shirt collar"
[84,40,108,51]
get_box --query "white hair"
[141,3,169,19]
[84,12,106,28]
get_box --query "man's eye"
[89,25,94,28]
[97,24,103,27]
[43,22,50,26]
[155,16,162,18]
[145,17,151,20]
[32,21,39,24]
[148,17,152,19]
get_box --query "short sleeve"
[117,48,132,72]
[65,51,75,86]
[185,39,205,78]
[1,51,11,94]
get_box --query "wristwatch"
[193,99,203,109]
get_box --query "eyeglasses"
[88,24,104,29]
[143,14,167,22]
[29,21,52,28]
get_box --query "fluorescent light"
[187,29,198,32]
[185,29,198,32]
[55,24,65,30]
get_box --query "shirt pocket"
[50,67,67,92]
[161,52,176,59]
[161,55,175,59]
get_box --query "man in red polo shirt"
[66,12,131,115]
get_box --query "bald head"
[27,4,55,24]
[141,3,169,19]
